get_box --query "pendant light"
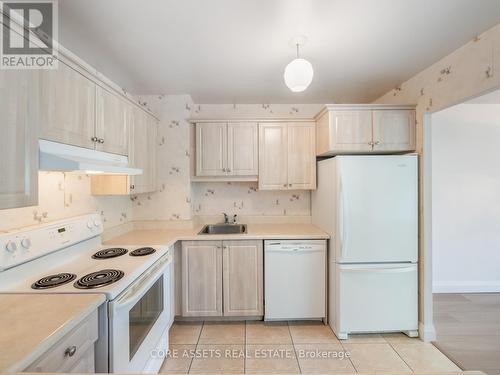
[283,38,314,93]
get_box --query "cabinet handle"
[222,168,226,172]
[288,184,292,187]
[130,185,135,190]
[368,141,374,146]
[374,141,380,145]
[64,346,77,357]
[283,184,287,187]
[98,138,105,143]
[227,168,231,173]
[91,136,98,142]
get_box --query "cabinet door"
[372,110,416,152]
[0,69,39,209]
[39,61,95,149]
[330,111,373,152]
[146,115,158,192]
[130,109,149,194]
[227,122,258,176]
[95,86,129,155]
[182,241,223,317]
[287,122,316,190]
[223,241,263,316]
[258,123,288,190]
[196,123,227,176]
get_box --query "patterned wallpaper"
[131,98,323,221]
[132,95,194,221]
[374,23,500,153]
[0,172,131,232]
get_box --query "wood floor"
[433,293,500,375]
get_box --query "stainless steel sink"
[198,224,247,235]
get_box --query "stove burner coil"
[74,269,124,289]
[31,273,77,289]
[129,247,156,256]
[92,248,128,259]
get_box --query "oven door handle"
[112,253,172,312]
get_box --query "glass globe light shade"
[283,58,314,92]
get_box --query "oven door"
[109,253,172,373]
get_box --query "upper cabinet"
[39,61,96,149]
[372,110,415,152]
[129,109,157,194]
[315,105,416,156]
[259,122,316,190]
[39,59,137,157]
[95,86,130,156]
[258,123,288,190]
[195,122,258,178]
[227,123,259,176]
[0,70,39,209]
[287,123,316,190]
[91,108,158,196]
[317,110,372,153]
[196,123,227,176]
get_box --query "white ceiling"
[58,0,500,104]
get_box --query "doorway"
[429,89,500,375]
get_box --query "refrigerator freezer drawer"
[332,263,418,338]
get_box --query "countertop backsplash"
[0,171,132,232]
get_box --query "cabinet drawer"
[25,310,98,372]
[64,346,95,373]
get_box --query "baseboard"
[419,321,436,342]
[433,281,500,293]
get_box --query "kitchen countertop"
[0,294,105,373]
[104,223,329,247]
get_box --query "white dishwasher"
[264,240,326,320]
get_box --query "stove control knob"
[86,221,93,229]
[93,219,101,227]
[21,238,31,249]
[5,241,17,253]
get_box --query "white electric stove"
[0,213,174,374]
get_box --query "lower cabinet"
[182,241,223,317]
[181,240,263,317]
[24,310,98,373]
[223,241,264,316]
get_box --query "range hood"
[39,139,142,175]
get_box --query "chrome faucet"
[221,213,237,224]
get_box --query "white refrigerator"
[312,155,418,339]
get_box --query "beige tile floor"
[434,293,500,375]
[160,321,461,374]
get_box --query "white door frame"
[421,113,436,342]
[420,85,500,342]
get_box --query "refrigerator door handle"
[341,265,416,273]
[339,178,348,260]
